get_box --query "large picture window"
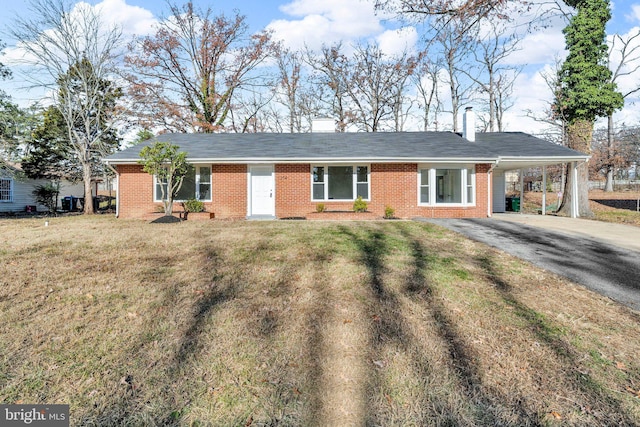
[155,164,211,202]
[418,166,475,206]
[0,178,12,202]
[312,165,369,201]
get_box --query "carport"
[474,133,591,218]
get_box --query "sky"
[0,0,639,136]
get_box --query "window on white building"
[0,178,12,202]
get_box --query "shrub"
[384,205,395,219]
[32,182,59,214]
[316,203,326,213]
[183,199,204,213]
[353,196,368,213]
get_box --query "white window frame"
[154,164,212,202]
[418,165,476,207]
[0,177,12,202]
[311,164,370,201]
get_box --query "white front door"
[250,165,275,217]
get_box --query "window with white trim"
[312,165,370,201]
[155,164,212,202]
[418,166,475,206]
[0,178,12,202]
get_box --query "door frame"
[247,164,275,218]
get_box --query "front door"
[250,165,275,217]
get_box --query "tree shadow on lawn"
[476,253,639,426]
[395,222,544,426]
[79,231,305,426]
[336,223,524,426]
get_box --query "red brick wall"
[274,163,489,219]
[211,164,247,219]
[117,163,490,219]
[117,164,155,219]
[275,164,312,218]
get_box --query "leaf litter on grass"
[0,216,638,426]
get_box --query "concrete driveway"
[419,214,640,311]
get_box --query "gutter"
[105,157,499,165]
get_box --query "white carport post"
[519,169,524,214]
[571,162,579,218]
[542,166,547,216]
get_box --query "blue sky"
[1,0,639,134]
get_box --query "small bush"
[316,203,326,213]
[32,182,59,214]
[384,205,395,219]
[353,196,368,213]
[183,199,204,213]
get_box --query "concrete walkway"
[493,213,640,253]
[420,214,640,311]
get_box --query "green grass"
[0,216,639,426]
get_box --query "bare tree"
[272,45,305,133]
[125,1,274,133]
[9,0,123,214]
[306,43,351,132]
[464,20,522,131]
[433,18,477,132]
[345,44,418,132]
[602,30,640,191]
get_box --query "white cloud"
[626,4,640,23]
[502,66,558,133]
[506,30,567,66]
[94,0,158,37]
[267,0,386,50]
[4,0,157,67]
[376,27,418,56]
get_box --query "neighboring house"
[0,163,84,213]
[104,109,589,220]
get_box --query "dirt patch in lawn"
[0,216,639,426]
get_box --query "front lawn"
[0,216,638,426]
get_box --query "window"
[419,166,475,206]
[419,169,430,204]
[155,165,212,202]
[312,165,369,201]
[0,178,12,202]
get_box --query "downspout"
[571,161,579,218]
[487,160,499,217]
[105,162,119,218]
[542,165,547,216]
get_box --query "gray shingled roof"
[105,131,588,167]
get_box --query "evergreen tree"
[22,106,81,182]
[555,0,623,216]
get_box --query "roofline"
[105,157,498,165]
[497,155,590,164]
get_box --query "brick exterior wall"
[117,163,490,220]
[211,164,247,219]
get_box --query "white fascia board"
[497,155,590,166]
[105,157,498,165]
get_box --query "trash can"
[511,197,520,212]
[62,196,78,212]
[505,197,513,211]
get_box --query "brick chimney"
[462,107,475,142]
